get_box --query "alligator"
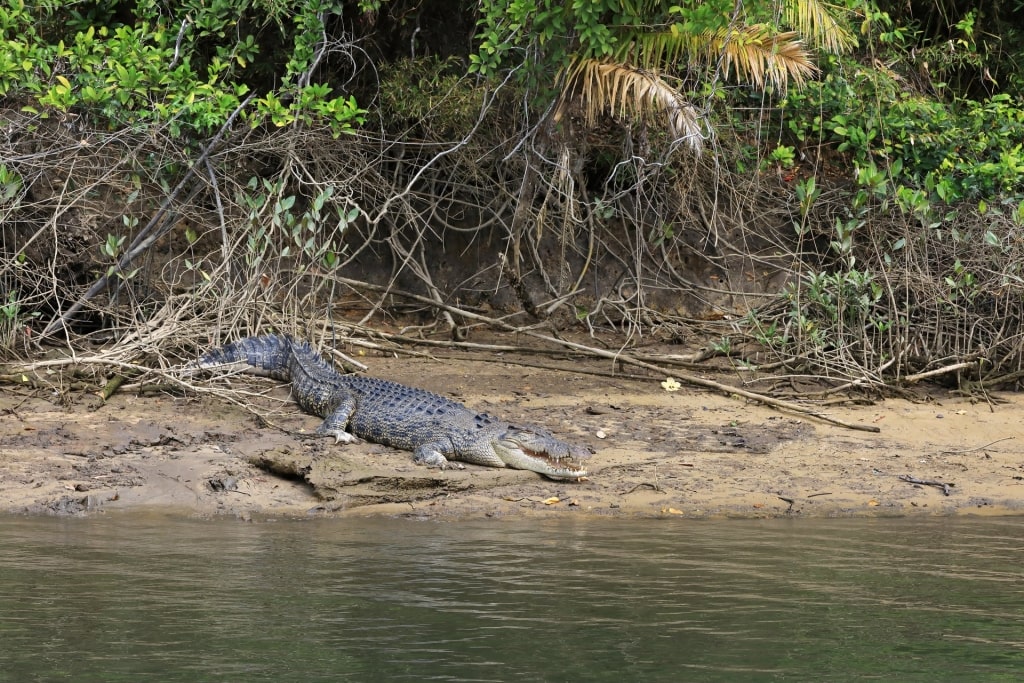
[186,334,590,479]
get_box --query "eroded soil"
[3,350,1024,519]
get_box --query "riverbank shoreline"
[3,352,1023,519]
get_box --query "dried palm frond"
[784,0,857,54]
[553,58,704,151]
[623,24,818,92]
[710,26,818,91]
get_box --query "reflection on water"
[1,514,1024,682]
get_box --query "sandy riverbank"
[3,351,1022,519]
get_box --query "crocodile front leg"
[412,441,465,470]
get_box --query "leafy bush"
[0,0,365,136]
[781,57,1024,204]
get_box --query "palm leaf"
[708,26,818,91]
[622,24,818,91]
[553,58,704,151]
[784,0,857,54]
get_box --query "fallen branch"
[330,276,881,433]
[902,360,977,384]
[99,374,127,402]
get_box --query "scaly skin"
[189,334,590,479]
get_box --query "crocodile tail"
[284,336,344,384]
[197,334,294,380]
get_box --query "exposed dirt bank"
[3,350,1023,519]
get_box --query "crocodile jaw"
[492,432,590,480]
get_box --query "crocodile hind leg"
[315,397,358,444]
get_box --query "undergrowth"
[2,1,1024,394]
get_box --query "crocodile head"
[492,426,591,480]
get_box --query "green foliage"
[0,163,23,206]
[772,157,896,358]
[0,0,365,136]
[470,0,624,84]
[782,57,1024,204]
[769,4,1024,209]
[470,0,843,87]
[377,57,481,136]
[872,2,1024,98]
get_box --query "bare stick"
[902,361,976,384]
[898,474,953,496]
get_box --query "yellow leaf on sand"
[661,378,681,392]
[543,497,560,505]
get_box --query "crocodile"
[187,334,590,479]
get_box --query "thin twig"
[938,436,1014,455]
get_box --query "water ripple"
[1,515,1024,681]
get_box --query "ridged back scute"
[285,336,348,386]
[338,373,467,414]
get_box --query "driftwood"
[898,474,954,496]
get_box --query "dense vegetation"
[3,0,1024,392]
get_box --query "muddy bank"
[2,352,1023,519]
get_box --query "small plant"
[100,229,139,281]
[237,177,358,276]
[709,337,732,355]
[592,198,617,221]
[100,233,126,260]
[777,264,888,365]
[0,291,38,351]
[0,164,23,206]
[647,223,675,247]
[769,144,796,169]
[1,291,21,325]
[944,259,978,303]
[742,311,785,350]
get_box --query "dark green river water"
[1,514,1023,682]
